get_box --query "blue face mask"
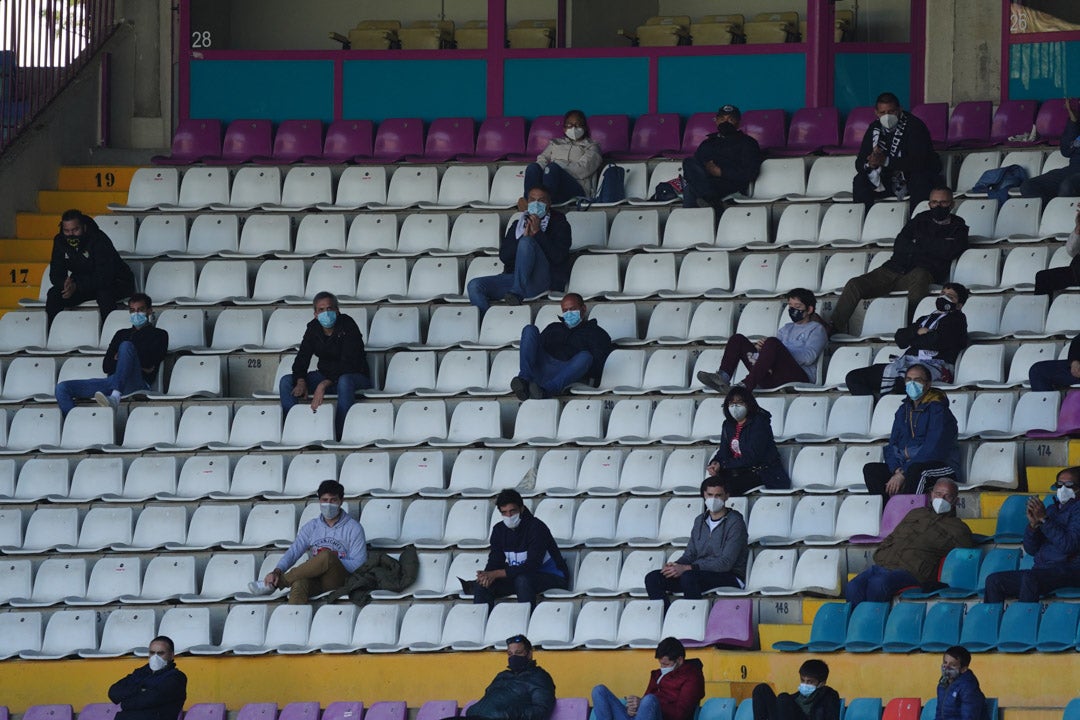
[562,310,582,328]
[527,200,547,218]
[317,310,337,328]
[130,312,149,329]
[905,380,926,401]
[797,684,817,698]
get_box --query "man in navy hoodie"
[472,489,570,606]
[935,647,987,720]
[108,635,187,720]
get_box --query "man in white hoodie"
[250,479,367,604]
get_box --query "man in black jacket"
[472,489,570,607]
[54,292,168,415]
[830,186,968,335]
[108,635,187,720]
[467,185,572,311]
[681,104,763,209]
[846,283,970,397]
[752,659,840,720]
[465,635,556,720]
[47,208,135,322]
[1029,334,1080,391]
[279,290,371,437]
[511,293,612,400]
[853,92,942,208]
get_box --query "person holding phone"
[853,92,942,208]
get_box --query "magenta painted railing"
[0,0,118,152]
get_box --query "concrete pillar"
[924,0,1001,104]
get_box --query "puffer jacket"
[466,660,556,720]
[935,670,987,720]
[874,506,975,583]
[1025,496,1080,571]
[108,663,187,720]
[884,388,960,475]
[537,136,603,195]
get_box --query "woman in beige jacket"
[523,109,603,204]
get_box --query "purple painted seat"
[771,106,840,156]
[507,115,565,162]
[851,493,929,544]
[253,120,324,164]
[609,113,682,160]
[683,598,753,648]
[1028,390,1080,438]
[668,112,716,158]
[78,705,119,720]
[946,100,992,147]
[203,119,272,165]
[912,102,949,148]
[364,702,407,720]
[321,703,363,720]
[823,106,876,154]
[183,705,227,720]
[23,706,73,720]
[1034,100,1070,144]
[279,704,320,720]
[152,119,222,165]
[0,707,8,720]
[590,114,630,156]
[550,699,589,720]
[303,119,374,163]
[356,118,424,164]
[236,704,277,720]
[740,109,787,153]
[460,116,526,161]
[407,116,475,162]
[460,703,478,715]
[415,701,458,720]
[987,99,1039,144]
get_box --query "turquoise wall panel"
[1008,41,1080,99]
[504,58,650,117]
[190,60,334,122]
[658,54,806,115]
[343,60,486,121]
[834,53,911,113]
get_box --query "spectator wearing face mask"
[54,292,168,415]
[830,186,967,336]
[697,288,827,394]
[983,467,1080,604]
[705,386,790,495]
[853,92,942,208]
[751,659,840,720]
[681,104,762,209]
[249,480,367,604]
[935,647,988,720]
[465,635,555,720]
[467,185,573,311]
[862,363,961,498]
[644,475,748,603]
[524,109,603,204]
[591,638,705,720]
[471,489,570,607]
[47,208,135,323]
[108,635,187,720]
[845,478,973,606]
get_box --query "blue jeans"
[467,235,552,311]
[681,156,744,208]
[518,324,592,397]
[279,370,372,436]
[845,564,919,606]
[1029,359,1078,392]
[1019,166,1080,203]
[592,685,661,720]
[524,162,585,205]
[55,341,149,415]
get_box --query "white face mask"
[503,512,522,529]
[704,497,726,514]
[1058,486,1076,504]
[659,664,676,677]
[565,126,585,141]
[148,654,168,672]
[931,497,952,515]
[320,502,341,520]
[879,113,899,131]
[728,404,747,422]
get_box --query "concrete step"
[0,238,52,261]
[757,623,810,651]
[17,213,62,238]
[37,189,128,214]
[0,285,30,309]
[57,166,136,192]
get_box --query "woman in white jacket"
[524,109,603,204]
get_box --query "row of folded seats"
[617,12,847,46]
[151,98,1067,168]
[336,18,555,50]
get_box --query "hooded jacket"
[935,669,987,720]
[675,509,749,581]
[108,662,187,720]
[537,136,603,195]
[50,214,134,294]
[643,658,706,720]
[873,506,975,583]
[485,509,570,581]
[710,410,790,490]
[1025,494,1080,571]
[467,660,556,720]
[692,130,763,193]
[884,388,960,475]
[538,317,613,386]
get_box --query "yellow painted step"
[1001,710,1062,720]
[0,238,52,261]
[758,623,810,652]
[801,598,832,624]
[57,166,137,192]
[17,213,61,238]
[1028,466,1060,493]
[37,190,127,215]
[963,518,996,535]
[0,285,31,308]
[1071,440,1080,466]
[0,262,46,287]
[980,492,1025,517]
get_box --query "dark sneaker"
[502,292,522,306]
[697,371,730,393]
[527,381,545,399]
[510,376,529,401]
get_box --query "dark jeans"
[466,235,552,311]
[54,340,149,415]
[1034,255,1080,296]
[845,564,920,606]
[517,324,592,396]
[681,156,745,208]
[472,571,568,607]
[719,334,809,391]
[1019,166,1080,204]
[524,162,585,205]
[644,568,740,601]
[46,278,134,322]
[863,461,954,497]
[279,370,372,437]
[830,265,933,335]
[752,684,809,720]
[984,567,1080,603]
[853,169,941,209]
[1028,359,1080,392]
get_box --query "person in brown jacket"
[845,477,973,606]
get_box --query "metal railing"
[0,0,117,151]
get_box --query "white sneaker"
[247,581,273,596]
[94,391,119,410]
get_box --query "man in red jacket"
[591,637,705,720]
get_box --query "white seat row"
[953,149,1069,195]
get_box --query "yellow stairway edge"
[57,166,137,192]
[37,190,128,215]
[0,239,52,261]
[17,213,62,238]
